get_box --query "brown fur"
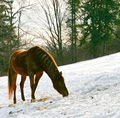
[8,46,69,104]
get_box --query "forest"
[0,0,120,76]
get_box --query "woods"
[80,0,120,58]
[0,0,120,76]
[0,0,19,75]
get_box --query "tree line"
[0,0,120,76]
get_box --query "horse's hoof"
[31,99,36,102]
[22,98,25,101]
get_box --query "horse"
[8,46,69,104]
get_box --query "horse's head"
[53,72,69,97]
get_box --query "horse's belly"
[14,67,28,75]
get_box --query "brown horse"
[8,46,69,104]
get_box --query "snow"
[1,53,120,118]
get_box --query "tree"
[66,0,80,62]
[37,0,68,64]
[0,0,19,75]
[14,0,36,48]
[80,0,120,58]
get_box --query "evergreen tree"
[66,0,80,62]
[80,0,120,58]
[0,0,19,75]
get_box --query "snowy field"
[1,53,120,118]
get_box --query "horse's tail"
[8,66,16,99]
[8,67,12,99]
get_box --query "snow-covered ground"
[1,53,120,118]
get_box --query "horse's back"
[9,46,58,75]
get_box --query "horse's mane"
[28,46,58,68]
[39,47,58,67]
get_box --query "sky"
[0,52,120,117]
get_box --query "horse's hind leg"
[13,73,17,104]
[20,75,26,101]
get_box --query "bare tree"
[36,0,68,64]
[14,0,37,48]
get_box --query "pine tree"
[80,0,120,58]
[66,0,80,62]
[0,0,18,75]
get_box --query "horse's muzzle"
[63,91,69,97]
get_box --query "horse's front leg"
[29,73,36,102]
[34,72,43,92]
[20,75,26,101]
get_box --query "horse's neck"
[45,67,59,82]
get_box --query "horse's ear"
[60,71,62,75]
